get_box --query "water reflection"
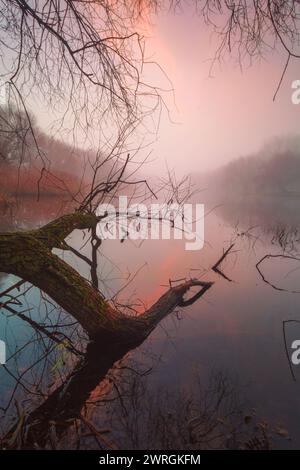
[1,194,300,449]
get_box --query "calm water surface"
[1,195,300,448]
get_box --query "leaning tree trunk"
[0,210,213,449]
[0,211,213,343]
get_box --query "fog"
[141,10,300,174]
[20,6,300,177]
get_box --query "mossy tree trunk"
[0,210,213,448]
[0,211,213,343]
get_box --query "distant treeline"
[199,136,300,198]
[0,105,108,200]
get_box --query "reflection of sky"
[92,207,300,448]
[0,276,54,408]
[1,200,300,446]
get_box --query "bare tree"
[0,0,299,449]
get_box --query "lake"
[1,194,300,449]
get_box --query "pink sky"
[32,6,300,176]
[138,9,300,173]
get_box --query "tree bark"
[0,210,213,449]
[0,211,213,341]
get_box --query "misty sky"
[137,9,300,174]
[32,6,300,175]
